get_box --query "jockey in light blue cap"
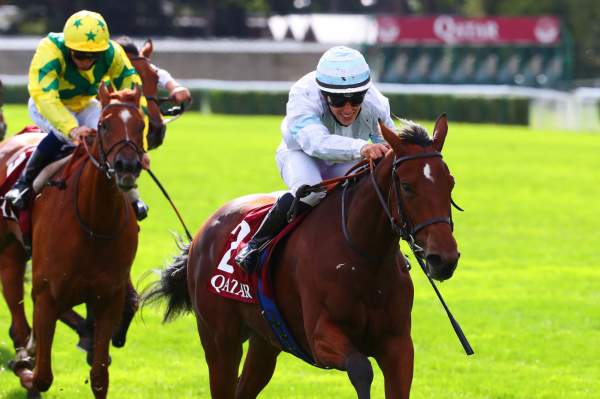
[236,46,395,273]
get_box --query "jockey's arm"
[154,65,191,104]
[289,115,367,162]
[28,38,79,135]
[107,44,150,151]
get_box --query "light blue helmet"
[315,46,371,94]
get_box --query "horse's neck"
[76,154,126,231]
[345,155,400,262]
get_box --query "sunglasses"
[324,91,367,108]
[71,51,102,61]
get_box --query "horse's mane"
[396,118,433,147]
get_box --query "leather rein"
[302,152,462,263]
[76,101,145,239]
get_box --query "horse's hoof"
[17,368,34,390]
[27,389,42,399]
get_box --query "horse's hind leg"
[235,334,281,399]
[197,317,244,399]
[0,241,30,350]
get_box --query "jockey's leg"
[235,192,295,273]
[125,189,149,221]
[5,131,71,210]
[235,149,325,272]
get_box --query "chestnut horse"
[144,115,460,398]
[10,84,145,398]
[0,39,165,368]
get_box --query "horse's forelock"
[397,119,432,147]
[109,89,138,103]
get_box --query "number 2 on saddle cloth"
[208,202,317,365]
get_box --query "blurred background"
[0,0,599,130]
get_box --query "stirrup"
[235,243,260,273]
[132,199,149,221]
[5,185,31,211]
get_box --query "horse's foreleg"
[30,291,58,392]
[312,313,373,399]
[111,278,139,348]
[235,334,281,399]
[375,333,414,399]
[89,293,124,399]
[0,241,30,350]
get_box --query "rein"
[74,101,144,239]
[305,152,474,355]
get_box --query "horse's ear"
[141,38,153,58]
[98,82,111,106]
[379,120,403,153]
[432,113,448,152]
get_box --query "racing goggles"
[71,50,102,61]
[324,90,367,108]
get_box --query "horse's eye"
[400,182,413,193]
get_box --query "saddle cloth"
[207,201,306,303]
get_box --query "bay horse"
[12,84,145,398]
[0,39,165,368]
[144,115,460,398]
[0,78,6,140]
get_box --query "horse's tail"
[141,242,192,323]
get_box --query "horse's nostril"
[426,254,442,268]
[114,159,124,173]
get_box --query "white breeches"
[276,148,357,206]
[28,98,101,135]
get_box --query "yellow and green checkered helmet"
[63,10,110,52]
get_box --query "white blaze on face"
[119,108,132,139]
[423,163,434,183]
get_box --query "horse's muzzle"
[425,251,460,281]
[114,154,141,191]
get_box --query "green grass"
[1,104,599,398]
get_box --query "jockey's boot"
[4,146,53,210]
[131,199,149,221]
[235,192,295,273]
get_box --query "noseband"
[341,151,462,262]
[84,101,145,178]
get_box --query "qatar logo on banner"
[433,16,499,44]
[534,17,560,44]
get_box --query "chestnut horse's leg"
[0,240,30,350]
[88,291,124,399]
[312,313,373,399]
[375,334,414,399]
[197,317,244,399]
[111,278,139,348]
[29,291,59,392]
[235,334,281,399]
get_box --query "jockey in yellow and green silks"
[28,10,148,148]
[6,10,151,220]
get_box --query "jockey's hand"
[360,143,388,160]
[169,86,192,104]
[141,153,151,170]
[68,126,95,143]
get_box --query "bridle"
[340,151,463,262]
[83,101,145,179]
[75,101,144,239]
